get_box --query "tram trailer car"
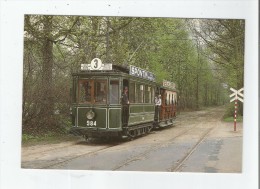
[153,81,178,129]
[69,58,177,140]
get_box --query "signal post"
[230,87,244,131]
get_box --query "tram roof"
[73,64,156,82]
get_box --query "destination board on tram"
[129,65,155,81]
[163,80,176,90]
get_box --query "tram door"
[160,89,172,120]
[122,79,129,126]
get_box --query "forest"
[22,15,245,136]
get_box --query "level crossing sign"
[230,87,244,102]
[229,87,244,131]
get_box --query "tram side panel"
[128,104,155,126]
[120,79,156,137]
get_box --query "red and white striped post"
[233,99,238,131]
[230,87,243,132]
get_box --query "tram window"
[135,83,139,103]
[110,80,119,104]
[136,84,144,103]
[79,80,92,103]
[145,85,152,103]
[94,80,107,104]
[129,82,135,103]
[151,87,154,104]
[78,79,107,104]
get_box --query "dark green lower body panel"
[71,106,122,138]
[70,104,156,138]
[128,104,155,126]
[77,107,107,128]
[109,108,121,128]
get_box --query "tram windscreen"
[78,79,107,104]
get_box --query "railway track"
[40,142,121,169]
[112,123,216,171]
[36,123,194,169]
[111,126,191,170]
[22,138,123,169]
[22,141,80,157]
[36,121,216,170]
[170,126,215,172]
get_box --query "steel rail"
[170,126,215,172]
[112,124,202,171]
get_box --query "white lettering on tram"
[130,65,155,81]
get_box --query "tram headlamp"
[86,109,95,120]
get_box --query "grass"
[22,133,81,146]
[223,115,243,122]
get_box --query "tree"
[23,15,240,136]
[23,15,79,134]
[188,19,244,89]
[188,19,245,115]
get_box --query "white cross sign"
[230,87,244,103]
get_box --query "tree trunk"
[40,16,55,129]
[105,17,110,62]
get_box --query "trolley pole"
[230,87,244,132]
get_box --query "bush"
[223,102,243,119]
[222,103,243,123]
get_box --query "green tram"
[69,58,177,139]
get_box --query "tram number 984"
[86,120,97,126]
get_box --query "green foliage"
[223,102,243,119]
[22,134,37,142]
[23,15,244,136]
